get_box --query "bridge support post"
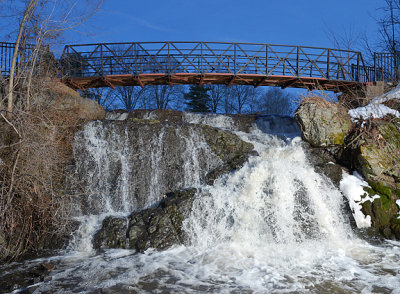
[327,49,330,80]
[374,52,377,82]
[296,46,299,77]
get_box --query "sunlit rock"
[294,97,352,147]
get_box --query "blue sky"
[59,0,383,100]
[0,0,383,100]
[69,0,382,51]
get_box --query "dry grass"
[0,84,83,261]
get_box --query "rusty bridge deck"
[59,42,372,92]
[2,41,398,91]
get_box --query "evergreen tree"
[184,85,211,112]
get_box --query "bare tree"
[207,84,226,113]
[81,87,117,111]
[326,25,362,52]
[377,0,400,54]
[360,0,400,62]
[257,87,295,115]
[4,0,104,112]
[146,85,182,109]
[115,86,146,111]
[0,0,105,262]
[223,92,235,114]
[7,0,38,115]
[228,85,261,114]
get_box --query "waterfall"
[185,134,352,252]
[72,120,222,215]
[24,113,398,294]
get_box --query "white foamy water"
[73,119,222,217]
[4,114,400,294]
[184,112,236,130]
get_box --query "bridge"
[1,41,399,92]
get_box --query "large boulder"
[201,124,257,184]
[93,188,197,251]
[294,94,400,241]
[294,97,352,147]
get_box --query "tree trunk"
[7,0,38,115]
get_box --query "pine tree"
[184,85,211,112]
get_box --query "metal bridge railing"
[0,42,37,77]
[59,41,371,83]
[374,52,400,82]
[3,40,400,86]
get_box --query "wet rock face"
[303,145,345,187]
[201,124,255,185]
[128,188,196,251]
[92,217,128,249]
[0,262,56,293]
[93,189,197,251]
[78,110,255,252]
[294,97,352,147]
[73,119,254,214]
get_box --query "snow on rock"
[348,104,400,121]
[372,83,400,104]
[339,171,380,228]
[397,200,400,219]
[348,84,400,121]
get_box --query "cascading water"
[2,113,400,293]
[186,136,350,249]
[72,120,222,215]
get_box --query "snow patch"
[348,84,400,121]
[348,103,400,121]
[397,200,400,219]
[372,83,400,104]
[339,172,380,228]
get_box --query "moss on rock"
[294,94,400,241]
[128,117,160,124]
[93,216,128,249]
[361,181,400,239]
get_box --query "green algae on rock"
[361,181,400,239]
